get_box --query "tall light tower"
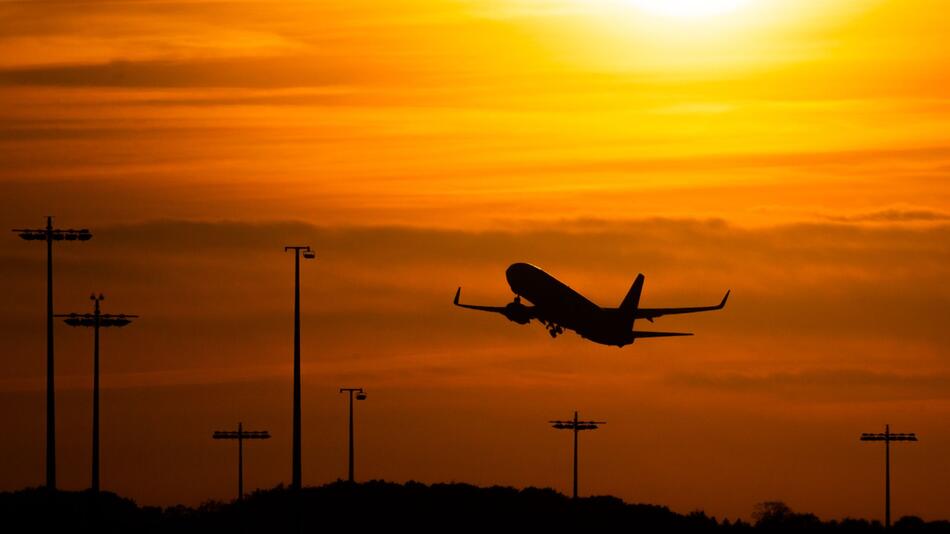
[12,217,92,490]
[55,293,136,493]
[213,423,271,501]
[285,245,315,491]
[860,424,918,528]
[549,411,606,499]
[339,387,367,482]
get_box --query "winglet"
[454,287,461,306]
[719,290,730,309]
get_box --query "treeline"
[2,481,948,533]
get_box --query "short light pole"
[339,387,367,482]
[285,245,315,491]
[861,425,918,528]
[549,411,605,499]
[12,217,92,490]
[55,294,137,494]
[213,423,271,501]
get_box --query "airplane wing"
[454,287,536,325]
[453,287,509,313]
[636,290,730,321]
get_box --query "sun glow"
[630,0,752,18]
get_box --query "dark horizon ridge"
[3,480,948,533]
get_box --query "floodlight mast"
[860,424,918,528]
[339,387,366,482]
[55,293,137,493]
[213,422,271,501]
[284,245,315,491]
[11,216,93,490]
[549,411,606,499]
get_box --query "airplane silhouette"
[454,263,729,347]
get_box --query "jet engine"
[502,301,531,324]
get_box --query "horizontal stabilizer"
[631,331,692,338]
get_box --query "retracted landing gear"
[544,321,564,338]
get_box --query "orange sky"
[1,0,949,522]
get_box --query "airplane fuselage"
[505,263,634,346]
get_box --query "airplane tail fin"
[620,274,645,326]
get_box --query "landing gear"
[546,322,564,338]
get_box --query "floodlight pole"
[213,423,271,501]
[573,412,579,500]
[55,295,137,493]
[91,296,102,493]
[45,218,54,489]
[285,245,315,491]
[239,423,243,499]
[12,216,92,491]
[549,411,606,499]
[882,424,892,529]
[339,387,365,482]
[860,424,918,528]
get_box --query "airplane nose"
[506,262,527,280]
[505,263,534,289]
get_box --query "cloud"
[515,145,950,175]
[0,57,361,88]
[824,207,950,223]
[3,217,950,387]
[668,369,950,401]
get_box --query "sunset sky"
[1,0,949,522]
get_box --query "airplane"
[453,263,729,347]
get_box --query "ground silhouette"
[2,481,948,533]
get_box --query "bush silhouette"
[2,483,949,533]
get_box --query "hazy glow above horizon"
[629,0,752,17]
